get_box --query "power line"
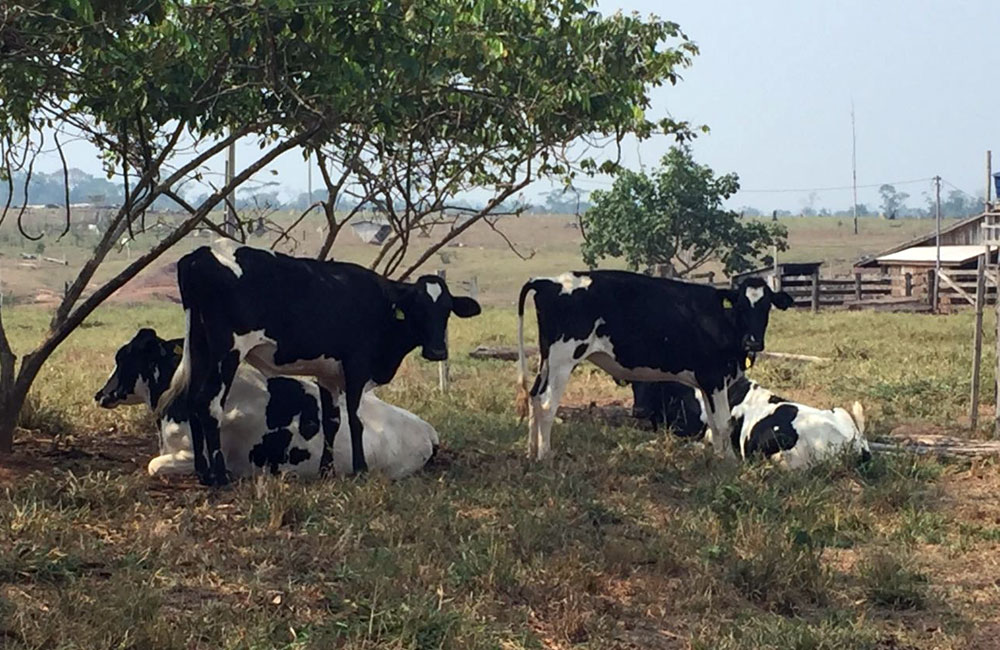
[941,178,979,199]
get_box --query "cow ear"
[451,296,481,318]
[135,328,159,348]
[772,291,795,310]
[718,289,738,311]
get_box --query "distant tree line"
[738,183,983,220]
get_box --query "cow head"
[392,275,481,361]
[95,328,182,409]
[720,278,794,355]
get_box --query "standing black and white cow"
[96,328,439,479]
[516,271,793,460]
[158,245,480,485]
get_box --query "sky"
[37,0,1000,212]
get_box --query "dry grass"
[0,301,999,648]
[0,213,997,648]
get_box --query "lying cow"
[631,378,871,468]
[159,244,480,485]
[95,328,438,480]
[516,271,793,460]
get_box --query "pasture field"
[2,296,1000,648]
[0,212,952,308]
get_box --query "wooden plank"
[937,270,975,306]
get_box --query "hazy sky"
[40,0,1000,212]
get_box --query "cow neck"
[374,318,421,384]
[376,280,423,384]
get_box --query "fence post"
[927,269,936,306]
[469,275,479,302]
[971,255,986,431]
[854,273,862,301]
[707,271,715,285]
[437,269,449,393]
[811,269,820,312]
[904,272,913,297]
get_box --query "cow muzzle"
[94,390,120,408]
[742,335,764,353]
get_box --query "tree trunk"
[0,377,29,454]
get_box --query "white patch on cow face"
[132,376,151,407]
[552,272,592,295]
[210,247,244,278]
[745,286,765,307]
[425,282,443,303]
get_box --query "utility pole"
[225,139,236,236]
[932,175,941,311]
[851,103,858,235]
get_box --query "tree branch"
[34,127,318,365]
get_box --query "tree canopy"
[0,0,698,451]
[580,146,787,277]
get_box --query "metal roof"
[855,212,987,267]
[875,245,989,265]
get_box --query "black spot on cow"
[573,343,588,360]
[727,377,752,409]
[744,404,800,458]
[249,428,293,473]
[288,447,311,465]
[265,377,319,439]
[767,394,787,405]
[730,415,745,456]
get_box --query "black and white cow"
[96,328,439,479]
[630,377,872,469]
[516,271,794,460]
[158,244,480,485]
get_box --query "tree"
[539,188,590,215]
[0,0,695,452]
[879,184,909,220]
[580,146,787,276]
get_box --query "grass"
[0,214,997,648]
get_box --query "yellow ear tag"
[173,344,183,358]
[723,298,733,309]
[395,307,405,321]
[745,356,752,369]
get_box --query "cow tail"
[155,310,191,415]
[850,401,866,435]
[514,280,537,420]
[155,257,197,415]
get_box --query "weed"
[858,549,929,610]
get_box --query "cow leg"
[344,379,368,474]
[529,346,577,461]
[698,383,736,459]
[147,451,196,477]
[185,312,241,486]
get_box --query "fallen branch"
[756,351,830,363]
[871,434,1000,458]
[469,345,831,364]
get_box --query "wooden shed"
[855,212,998,299]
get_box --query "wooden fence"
[774,273,893,310]
[935,268,999,306]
